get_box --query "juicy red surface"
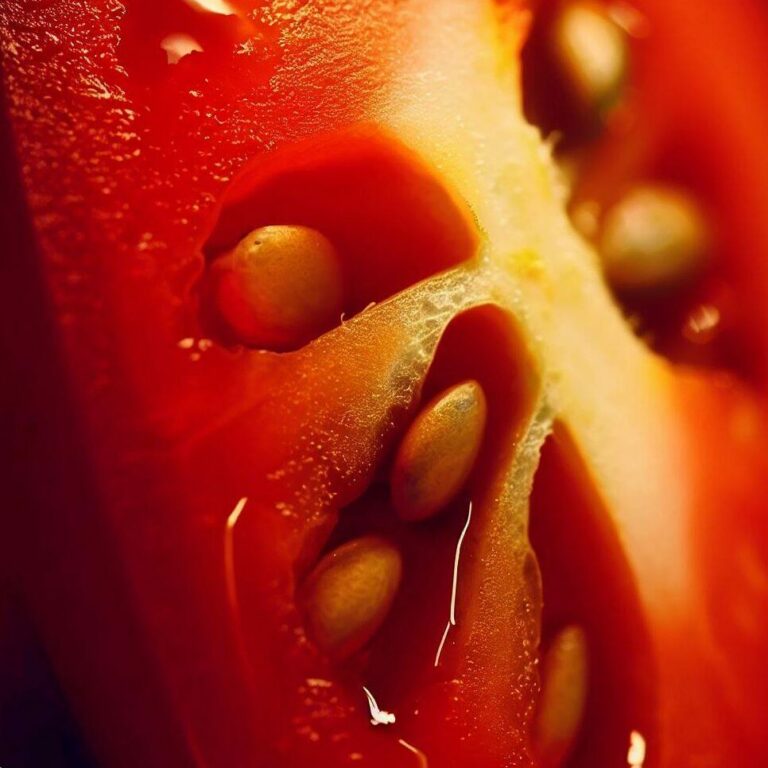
[1,0,537,758]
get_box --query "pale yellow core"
[391,380,488,521]
[534,625,589,768]
[302,536,402,660]
[600,184,710,290]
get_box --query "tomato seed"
[210,224,344,351]
[534,625,589,768]
[552,1,628,112]
[599,184,710,290]
[391,380,487,522]
[301,536,402,660]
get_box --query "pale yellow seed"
[600,184,709,290]
[391,380,487,522]
[534,625,589,768]
[553,1,628,110]
[302,537,402,660]
[211,224,344,350]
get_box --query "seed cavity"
[301,536,402,660]
[209,224,344,351]
[599,184,710,290]
[534,625,589,768]
[391,380,487,522]
[552,0,628,112]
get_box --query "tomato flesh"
[1,0,768,767]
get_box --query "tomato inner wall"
[529,432,657,767]
[200,131,478,349]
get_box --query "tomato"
[1,0,767,767]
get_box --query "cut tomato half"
[1,1,767,767]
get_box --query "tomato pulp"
[1,1,768,766]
